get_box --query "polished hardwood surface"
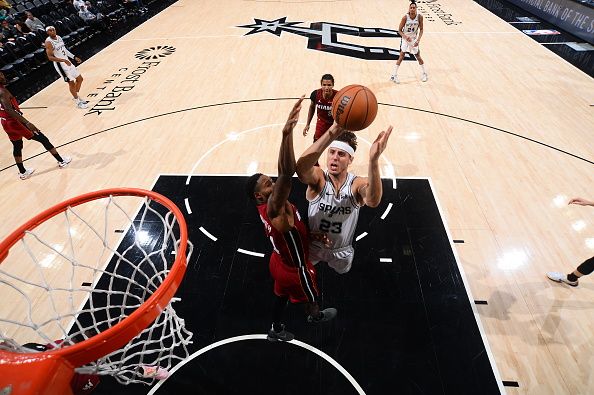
[0,0,593,393]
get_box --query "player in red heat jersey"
[246,97,337,342]
[303,74,338,142]
[0,71,71,180]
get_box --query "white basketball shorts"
[54,61,80,82]
[310,244,355,274]
[400,39,420,55]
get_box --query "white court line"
[146,334,366,395]
[185,123,287,185]
[427,177,507,394]
[184,198,192,215]
[379,258,392,263]
[380,203,393,220]
[355,232,368,241]
[237,248,265,258]
[199,226,218,242]
[187,126,397,186]
[121,34,242,42]
[508,21,539,24]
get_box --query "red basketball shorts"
[2,118,33,141]
[269,254,319,304]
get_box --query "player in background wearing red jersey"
[303,74,338,142]
[247,97,337,342]
[0,71,71,180]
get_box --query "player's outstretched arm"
[268,96,304,222]
[303,92,316,136]
[569,197,594,207]
[355,126,393,207]
[296,122,344,187]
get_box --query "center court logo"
[135,45,176,60]
[85,45,177,116]
[238,17,417,61]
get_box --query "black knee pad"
[11,139,23,156]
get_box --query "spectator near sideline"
[25,11,45,32]
[73,0,86,11]
[15,21,31,35]
[0,20,19,40]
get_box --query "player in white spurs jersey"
[297,124,393,274]
[390,1,427,84]
[44,26,88,109]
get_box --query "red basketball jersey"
[310,88,337,126]
[0,92,21,120]
[257,202,310,268]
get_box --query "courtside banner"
[506,0,594,44]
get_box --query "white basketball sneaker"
[421,73,428,82]
[58,156,72,168]
[546,271,578,287]
[19,168,35,180]
[390,74,399,84]
[75,99,88,109]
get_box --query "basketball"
[331,84,378,131]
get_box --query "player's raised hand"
[569,197,594,206]
[326,121,346,140]
[369,126,393,162]
[302,124,310,136]
[310,231,333,248]
[283,95,304,136]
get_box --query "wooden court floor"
[0,0,593,393]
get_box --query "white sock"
[392,64,400,76]
[420,64,427,74]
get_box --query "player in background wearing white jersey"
[296,123,393,274]
[390,1,427,84]
[44,26,88,109]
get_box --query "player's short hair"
[320,74,334,84]
[410,0,417,5]
[45,25,55,31]
[336,131,357,152]
[246,173,263,200]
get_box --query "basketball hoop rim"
[0,188,189,368]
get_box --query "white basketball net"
[0,194,193,386]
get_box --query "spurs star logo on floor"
[238,17,416,61]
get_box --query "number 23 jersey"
[308,171,361,250]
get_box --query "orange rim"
[0,188,189,368]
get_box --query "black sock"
[567,273,578,282]
[52,153,64,162]
[16,162,26,173]
[272,322,283,332]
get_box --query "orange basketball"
[331,84,378,131]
